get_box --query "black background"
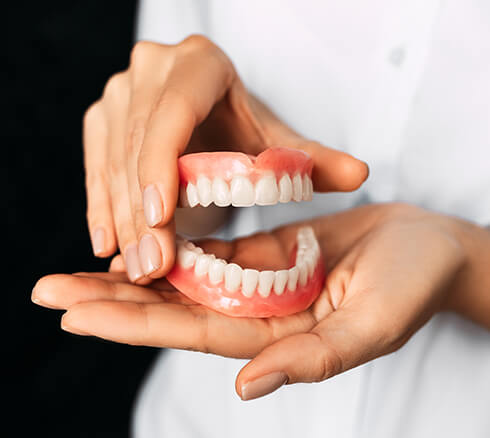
[6,2,159,436]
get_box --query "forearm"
[444,218,490,330]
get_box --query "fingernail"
[92,227,105,255]
[240,372,288,401]
[138,234,162,275]
[61,318,90,336]
[143,184,163,227]
[125,243,144,282]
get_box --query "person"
[32,1,490,437]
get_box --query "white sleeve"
[135,0,208,44]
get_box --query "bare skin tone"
[33,203,490,400]
[84,35,368,283]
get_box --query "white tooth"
[224,263,242,292]
[177,246,197,269]
[241,269,259,297]
[287,266,299,291]
[273,270,289,296]
[194,254,214,277]
[303,175,313,201]
[188,243,204,255]
[208,258,227,285]
[230,176,255,207]
[296,248,306,266]
[212,178,231,207]
[186,183,199,207]
[304,251,316,277]
[278,174,293,203]
[258,271,275,297]
[292,174,303,202]
[255,174,279,206]
[196,176,212,207]
[179,186,189,207]
[297,261,308,287]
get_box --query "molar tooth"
[287,266,299,291]
[304,251,316,277]
[196,176,212,207]
[224,263,242,292]
[297,261,308,287]
[177,246,197,269]
[186,183,199,207]
[292,174,303,202]
[208,258,227,285]
[278,174,293,203]
[211,178,231,207]
[230,176,255,207]
[255,174,279,206]
[273,270,289,296]
[194,254,214,277]
[241,269,259,297]
[258,271,275,297]
[302,175,313,201]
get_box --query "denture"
[178,147,313,207]
[167,147,325,318]
[167,226,325,317]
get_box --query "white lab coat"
[132,1,490,437]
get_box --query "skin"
[83,35,368,282]
[32,203,490,400]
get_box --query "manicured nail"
[125,243,144,282]
[138,234,162,275]
[92,227,105,255]
[240,372,288,401]
[143,184,163,227]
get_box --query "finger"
[32,274,167,309]
[102,72,146,283]
[137,35,236,229]
[83,102,117,257]
[296,142,369,192]
[109,254,125,272]
[235,300,385,401]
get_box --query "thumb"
[236,303,389,401]
[297,142,369,192]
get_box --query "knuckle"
[103,71,129,100]
[130,41,154,65]
[83,101,103,128]
[179,34,214,51]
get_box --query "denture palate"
[175,226,321,299]
[180,172,314,208]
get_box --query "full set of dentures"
[167,147,325,317]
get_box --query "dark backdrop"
[5,2,159,436]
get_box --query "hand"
[84,35,368,282]
[33,203,476,400]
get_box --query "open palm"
[33,204,464,399]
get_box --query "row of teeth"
[176,226,320,298]
[180,173,313,208]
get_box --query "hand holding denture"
[83,36,368,282]
[34,203,482,400]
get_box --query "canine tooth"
[230,176,255,207]
[255,175,279,206]
[303,175,313,201]
[179,186,189,207]
[297,261,308,287]
[292,174,303,202]
[273,270,289,295]
[208,258,227,285]
[196,176,212,207]
[242,269,259,297]
[194,254,214,277]
[258,271,275,297]
[186,183,199,207]
[224,263,242,292]
[288,266,299,291]
[177,246,197,269]
[278,174,293,203]
[212,178,231,207]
